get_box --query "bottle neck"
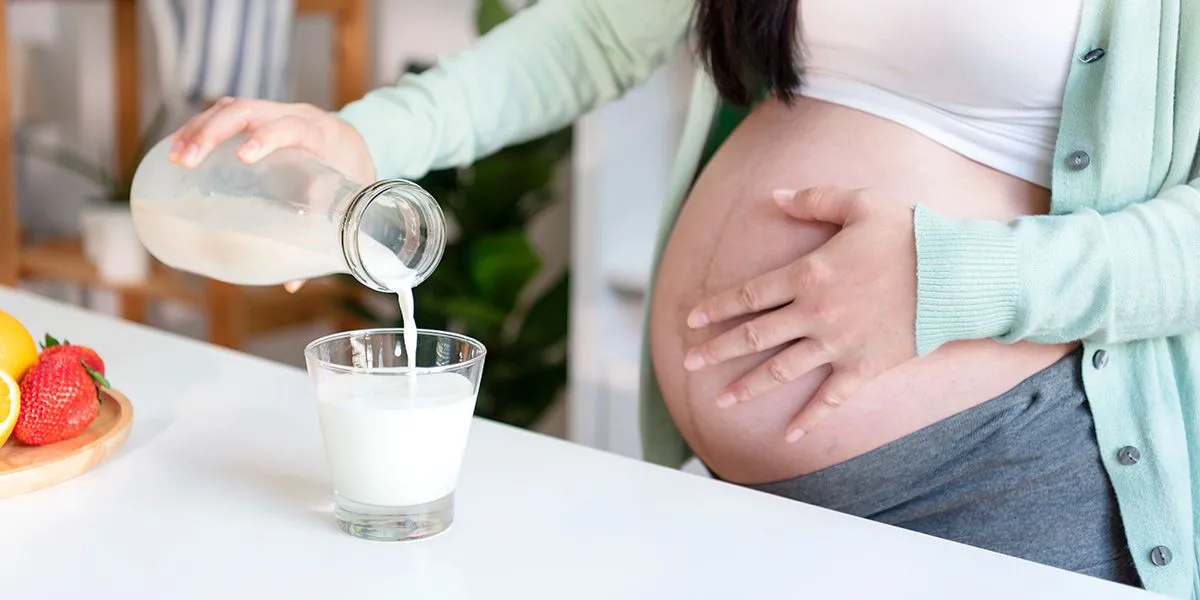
[340,179,446,293]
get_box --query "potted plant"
[25,105,170,284]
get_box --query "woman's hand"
[683,187,919,442]
[169,97,376,185]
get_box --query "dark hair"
[694,0,803,106]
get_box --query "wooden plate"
[0,388,134,499]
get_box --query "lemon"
[0,309,37,380]
[0,369,18,447]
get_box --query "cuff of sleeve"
[336,95,415,181]
[913,204,1021,355]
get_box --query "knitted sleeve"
[912,182,1200,354]
[336,0,693,180]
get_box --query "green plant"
[23,103,171,203]
[351,0,572,429]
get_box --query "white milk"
[132,192,348,284]
[316,371,477,507]
[132,192,418,287]
[394,285,419,392]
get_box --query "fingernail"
[239,140,261,160]
[687,311,709,328]
[773,189,798,203]
[284,280,306,294]
[168,140,184,160]
[683,352,705,371]
[183,145,199,166]
[785,428,806,443]
[717,392,737,408]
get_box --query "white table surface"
[0,287,1163,599]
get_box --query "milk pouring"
[135,133,481,541]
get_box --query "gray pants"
[711,349,1142,586]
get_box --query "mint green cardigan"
[339,1,1199,596]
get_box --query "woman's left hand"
[683,187,919,442]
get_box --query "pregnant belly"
[649,97,1076,485]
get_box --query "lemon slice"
[0,369,19,447]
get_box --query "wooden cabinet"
[0,0,370,348]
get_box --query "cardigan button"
[1150,546,1173,567]
[1080,48,1106,63]
[1067,150,1091,170]
[1117,446,1141,465]
[1091,349,1109,369]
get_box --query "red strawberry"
[39,334,105,375]
[14,354,109,446]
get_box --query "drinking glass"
[304,328,486,541]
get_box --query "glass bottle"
[129,134,446,293]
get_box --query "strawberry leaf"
[83,363,111,390]
[41,333,62,350]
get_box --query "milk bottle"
[128,134,446,293]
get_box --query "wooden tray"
[0,388,134,499]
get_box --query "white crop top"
[797,1,1083,187]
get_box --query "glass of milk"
[304,328,486,541]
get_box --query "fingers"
[715,338,831,408]
[171,97,301,167]
[684,306,806,370]
[170,98,234,164]
[237,115,315,163]
[179,98,262,166]
[687,265,795,328]
[785,368,866,442]
[773,187,865,226]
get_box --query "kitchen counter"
[0,287,1161,599]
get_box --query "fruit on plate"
[0,369,18,447]
[13,355,110,446]
[0,309,37,380]
[39,334,106,375]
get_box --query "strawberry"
[39,334,105,375]
[14,354,109,446]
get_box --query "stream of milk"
[134,193,476,507]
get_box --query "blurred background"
[0,0,696,459]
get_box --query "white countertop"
[0,287,1161,599]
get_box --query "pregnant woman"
[171,1,1199,595]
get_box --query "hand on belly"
[651,182,936,483]
[648,96,1071,485]
[683,187,920,442]
[651,186,1066,484]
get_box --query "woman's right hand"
[168,97,376,185]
